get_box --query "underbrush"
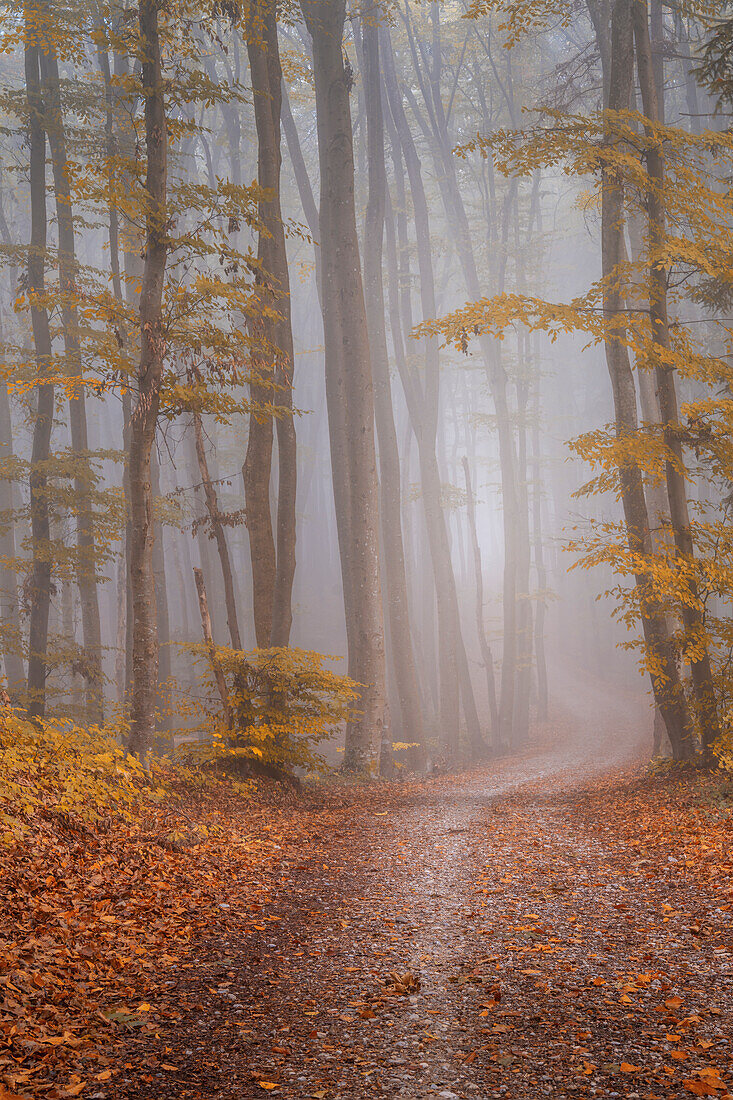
[0,709,312,1099]
[0,710,167,844]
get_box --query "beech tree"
[244,0,297,650]
[299,0,388,772]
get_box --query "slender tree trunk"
[95,26,132,707]
[462,457,499,742]
[513,358,533,747]
[0,186,25,699]
[244,0,297,648]
[192,411,242,650]
[300,0,387,773]
[109,44,139,702]
[281,81,323,303]
[530,360,549,723]
[114,545,126,703]
[25,4,55,719]
[602,0,691,759]
[0,370,24,699]
[633,0,720,757]
[151,452,171,729]
[39,27,104,722]
[193,567,231,725]
[360,10,424,756]
[128,0,167,757]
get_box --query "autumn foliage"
[184,645,361,775]
[0,705,316,1098]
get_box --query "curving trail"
[119,682,733,1099]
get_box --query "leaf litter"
[4,751,733,1099]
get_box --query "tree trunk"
[151,452,171,730]
[462,457,499,743]
[0,370,24,700]
[192,411,242,650]
[360,9,424,757]
[633,0,720,756]
[244,0,297,648]
[300,0,387,774]
[601,0,691,759]
[530,359,549,723]
[193,566,231,726]
[25,5,55,719]
[513,359,533,747]
[95,27,132,708]
[128,0,167,758]
[281,81,322,303]
[0,183,25,699]
[39,25,104,723]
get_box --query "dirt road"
[118,719,733,1100]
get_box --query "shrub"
[0,709,165,843]
[184,645,360,776]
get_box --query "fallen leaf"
[683,1080,719,1097]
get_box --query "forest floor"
[4,683,733,1100]
[110,758,733,1100]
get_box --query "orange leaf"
[620,1062,640,1073]
[683,1080,718,1097]
[665,996,684,1009]
[258,1085,279,1092]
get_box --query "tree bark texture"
[244,0,297,648]
[360,10,424,755]
[39,24,104,722]
[300,0,387,773]
[128,0,167,757]
[192,412,242,651]
[633,0,720,755]
[602,0,691,759]
[25,4,55,719]
[462,457,499,742]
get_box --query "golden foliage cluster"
[182,645,360,774]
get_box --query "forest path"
[119,695,733,1100]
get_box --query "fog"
[1,0,726,771]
